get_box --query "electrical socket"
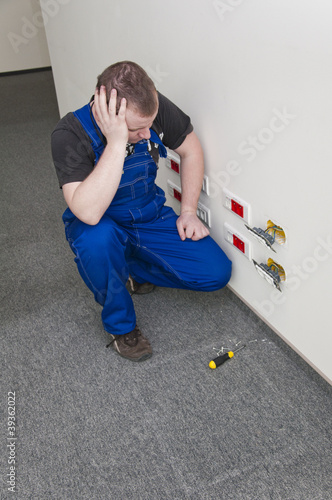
[165,151,180,174]
[202,175,209,195]
[197,201,211,227]
[223,188,250,223]
[167,180,182,201]
[224,222,251,259]
[245,224,277,252]
[252,259,282,292]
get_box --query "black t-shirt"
[51,92,193,188]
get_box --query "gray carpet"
[1,70,332,500]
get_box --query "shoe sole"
[116,351,152,362]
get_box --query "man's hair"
[96,61,158,116]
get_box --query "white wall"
[0,0,51,73]
[44,0,332,384]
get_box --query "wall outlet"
[224,222,251,259]
[202,175,209,195]
[197,201,211,227]
[223,188,250,223]
[167,180,182,201]
[165,151,180,174]
[252,259,282,292]
[245,224,277,252]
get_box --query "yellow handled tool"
[209,344,245,369]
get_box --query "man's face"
[126,106,158,144]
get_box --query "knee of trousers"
[210,255,232,290]
[68,218,129,293]
[187,245,232,292]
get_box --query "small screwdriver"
[209,344,246,369]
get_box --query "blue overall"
[63,104,232,335]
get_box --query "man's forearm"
[180,155,204,214]
[174,132,209,241]
[64,142,126,225]
[175,131,204,214]
[63,88,129,225]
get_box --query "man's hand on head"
[176,211,210,241]
[93,86,129,147]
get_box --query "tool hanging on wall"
[209,344,246,369]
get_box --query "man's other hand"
[176,212,210,241]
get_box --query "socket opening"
[266,220,286,245]
[267,258,286,281]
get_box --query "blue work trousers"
[63,205,232,335]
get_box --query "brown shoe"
[106,326,152,362]
[126,276,155,295]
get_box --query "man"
[51,61,232,362]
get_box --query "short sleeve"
[51,113,95,188]
[153,92,193,150]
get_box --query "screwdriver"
[209,344,246,369]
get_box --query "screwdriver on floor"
[209,344,246,369]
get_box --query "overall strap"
[73,104,106,163]
[149,129,167,158]
[134,129,167,159]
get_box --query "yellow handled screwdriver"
[209,344,246,369]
